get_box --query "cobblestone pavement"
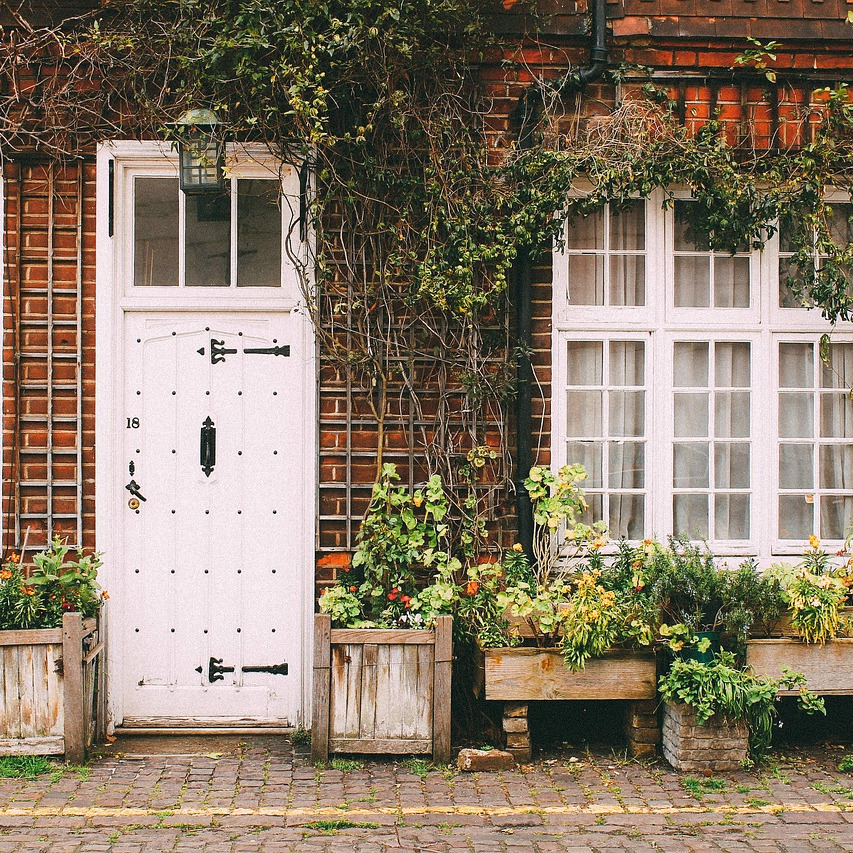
[1,736,853,850]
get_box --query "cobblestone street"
[0,736,853,851]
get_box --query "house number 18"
[126,417,140,429]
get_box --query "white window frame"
[552,187,853,564]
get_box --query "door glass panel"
[609,256,645,306]
[237,180,282,287]
[610,201,645,250]
[779,444,814,489]
[673,494,709,539]
[185,193,230,287]
[134,178,179,287]
[567,341,603,385]
[674,342,709,386]
[779,495,814,540]
[779,343,814,387]
[567,255,604,304]
[715,494,750,540]
[566,211,604,249]
[674,257,710,307]
[713,256,750,308]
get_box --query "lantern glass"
[178,127,225,195]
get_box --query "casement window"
[552,190,853,561]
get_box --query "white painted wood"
[96,143,317,728]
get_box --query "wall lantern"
[175,108,225,195]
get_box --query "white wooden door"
[121,311,307,723]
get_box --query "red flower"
[349,585,357,593]
[388,587,399,601]
[401,594,412,609]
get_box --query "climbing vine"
[0,0,852,526]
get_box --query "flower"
[401,594,412,609]
[809,534,820,549]
[465,580,479,597]
[0,570,11,580]
[388,587,399,601]
[21,586,34,596]
[101,590,110,600]
[7,553,19,563]
[349,585,357,593]
[413,495,423,508]
[512,543,524,553]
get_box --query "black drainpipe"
[512,0,608,560]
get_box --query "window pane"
[779,343,814,387]
[566,211,604,249]
[674,393,709,437]
[820,343,853,389]
[715,442,750,489]
[566,391,602,437]
[674,256,710,307]
[779,393,814,438]
[827,204,853,246]
[581,493,603,527]
[821,495,853,540]
[715,494,750,540]
[779,258,808,308]
[779,495,814,540]
[715,342,751,387]
[819,445,853,490]
[715,391,750,438]
[610,341,645,386]
[674,342,709,387]
[820,392,853,437]
[237,179,281,287]
[673,494,709,539]
[673,443,710,488]
[567,255,604,304]
[134,178,179,287]
[610,494,644,540]
[566,341,603,385]
[674,201,710,251]
[566,441,603,487]
[713,256,750,308]
[185,192,230,287]
[609,442,644,489]
[609,391,645,437]
[779,444,814,489]
[610,201,645,251]
[609,256,645,306]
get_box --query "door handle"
[125,478,147,502]
[200,416,216,477]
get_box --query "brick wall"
[4,9,853,582]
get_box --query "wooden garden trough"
[311,614,452,763]
[484,647,659,761]
[0,611,106,761]
[746,638,853,695]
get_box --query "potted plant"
[658,651,824,771]
[746,538,853,695]
[0,537,106,761]
[482,466,662,760]
[312,459,505,764]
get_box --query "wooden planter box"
[746,638,853,695]
[0,611,106,761]
[662,701,749,772]
[311,614,452,764]
[751,607,853,639]
[484,648,659,761]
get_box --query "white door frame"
[95,141,317,729]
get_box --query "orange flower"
[466,580,479,597]
[7,553,19,563]
[349,586,357,593]
[0,570,12,580]
[101,590,110,600]
[21,586,34,596]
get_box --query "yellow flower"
[809,534,820,549]
[512,543,524,552]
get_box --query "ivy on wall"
[1,0,852,509]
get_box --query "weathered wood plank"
[46,644,64,737]
[0,737,64,756]
[62,612,85,764]
[18,644,35,739]
[746,639,853,695]
[484,648,657,701]
[330,629,435,645]
[329,737,432,754]
[432,616,452,764]
[4,646,22,739]
[358,644,378,740]
[397,645,418,740]
[31,644,49,737]
[311,614,332,764]
[0,629,62,647]
[414,644,433,740]
[372,643,393,739]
